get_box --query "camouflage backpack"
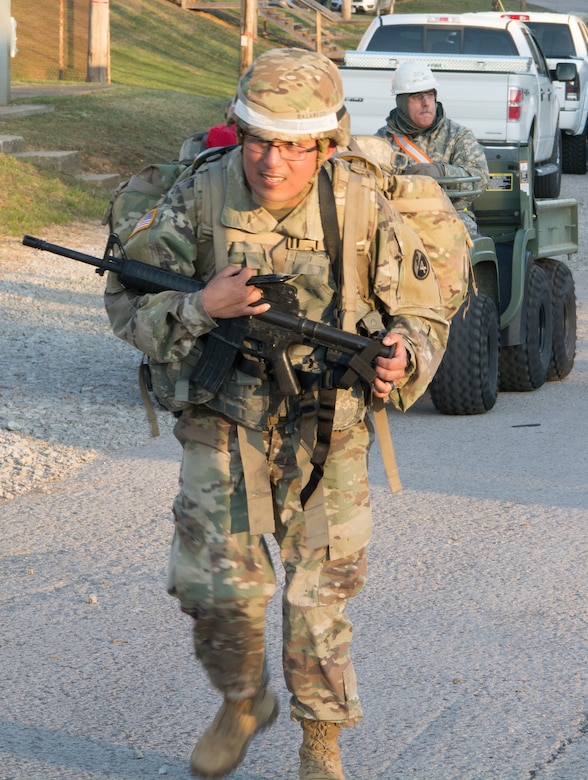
[102,162,186,245]
[340,135,472,322]
[101,130,228,244]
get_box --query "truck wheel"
[500,263,553,391]
[562,130,587,175]
[430,293,500,415]
[534,130,562,199]
[539,258,577,380]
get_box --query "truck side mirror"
[555,62,577,82]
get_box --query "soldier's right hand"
[201,265,271,319]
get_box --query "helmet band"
[233,98,341,137]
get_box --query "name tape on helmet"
[233,98,340,137]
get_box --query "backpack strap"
[329,154,384,335]
[372,399,402,493]
[199,152,232,272]
[198,155,277,535]
[236,425,276,534]
[332,155,403,494]
[341,162,377,332]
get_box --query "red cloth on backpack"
[205,124,237,149]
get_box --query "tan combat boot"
[299,720,346,780]
[190,687,279,778]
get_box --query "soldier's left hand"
[405,162,445,178]
[373,332,409,398]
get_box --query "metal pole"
[0,0,10,105]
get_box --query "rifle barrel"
[22,235,393,359]
[23,235,118,271]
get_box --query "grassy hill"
[0,0,547,237]
[1,0,261,236]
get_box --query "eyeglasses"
[408,90,436,104]
[243,135,319,162]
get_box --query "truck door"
[523,28,559,161]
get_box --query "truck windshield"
[365,25,518,56]
[524,23,575,58]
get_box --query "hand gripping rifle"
[23,233,395,396]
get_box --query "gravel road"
[1,174,587,780]
[0,221,175,502]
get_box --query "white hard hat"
[391,62,439,96]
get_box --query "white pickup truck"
[339,13,570,198]
[481,11,588,174]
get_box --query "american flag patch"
[129,209,157,237]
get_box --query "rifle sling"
[299,166,381,515]
[297,401,330,550]
[138,359,160,438]
[318,167,342,312]
[300,386,337,511]
[296,170,342,518]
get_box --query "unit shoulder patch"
[412,250,430,280]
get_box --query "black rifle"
[23,233,394,396]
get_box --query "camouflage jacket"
[104,147,449,424]
[377,109,491,218]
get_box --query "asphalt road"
[1,173,587,780]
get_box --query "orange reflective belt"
[393,135,433,164]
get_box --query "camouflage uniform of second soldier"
[377,101,490,238]
[105,48,450,780]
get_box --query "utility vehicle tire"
[534,129,562,199]
[500,263,553,392]
[430,293,500,415]
[538,258,577,380]
[562,129,587,175]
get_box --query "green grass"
[0,0,550,238]
[0,154,106,235]
[9,88,231,177]
[109,1,244,94]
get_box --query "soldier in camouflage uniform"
[104,48,450,780]
[377,61,490,238]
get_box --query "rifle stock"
[23,233,394,396]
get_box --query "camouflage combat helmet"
[233,48,350,147]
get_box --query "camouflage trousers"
[167,406,372,726]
